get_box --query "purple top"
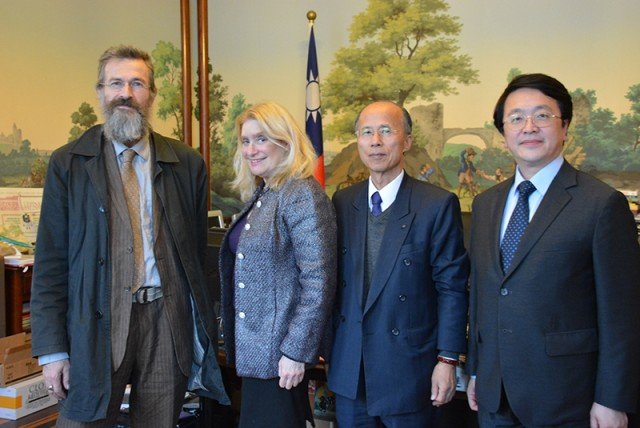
[228,214,248,254]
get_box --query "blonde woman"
[219,102,336,427]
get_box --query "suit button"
[99,206,106,213]
[239,312,246,319]
[401,224,407,229]
[125,286,131,291]
[398,295,406,302]
[238,282,245,289]
[391,328,399,336]
[500,288,508,296]
[502,328,512,334]
[97,257,104,266]
[95,310,103,319]
[127,246,133,253]
[340,315,346,322]
[341,247,347,255]
[237,253,244,260]
[403,258,411,266]
[244,223,251,230]
[342,280,347,288]
[256,201,262,208]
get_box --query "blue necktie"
[500,180,536,271]
[371,191,382,217]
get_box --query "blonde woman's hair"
[232,102,317,201]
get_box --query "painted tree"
[625,84,640,142]
[152,41,183,140]
[506,67,522,83]
[194,62,229,146]
[68,102,97,142]
[323,0,479,142]
[212,93,251,199]
[571,84,640,171]
[222,93,251,149]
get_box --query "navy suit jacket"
[468,161,640,425]
[328,174,469,416]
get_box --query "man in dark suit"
[328,101,469,427]
[30,46,227,426]
[467,73,640,427]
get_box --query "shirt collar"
[512,155,564,198]
[112,138,150,162]
[368,170,404,212]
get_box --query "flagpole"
[305,10,326,188]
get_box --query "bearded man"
[30,45,228,427]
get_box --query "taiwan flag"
[305,26,325,187]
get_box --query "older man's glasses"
[100,79,149,92]
[504,110,562,131]
[356,125,399,141]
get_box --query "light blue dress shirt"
[500,156,564,243]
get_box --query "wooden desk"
[0,405,57,428]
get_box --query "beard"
[101,97,151,146]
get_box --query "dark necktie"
[371,191,382,217]
[120,148,145,293]
[500,180,536,271]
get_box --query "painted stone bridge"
[409,103,504,161]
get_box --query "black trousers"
[239,377,313,428]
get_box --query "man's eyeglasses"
[100,79,150,92]
[356,125,399,140]
[503,110,562,131]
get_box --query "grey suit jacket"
[219,177,337,378]
[468,160,640,425]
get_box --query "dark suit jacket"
[30,126,227,421]
[328,174,469,416]
[468,160,640,426]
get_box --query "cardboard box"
[0,374,56,420]
[0,333,42,386]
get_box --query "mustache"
[106,97,142,113]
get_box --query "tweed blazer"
[219,176,337,378]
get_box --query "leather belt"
[132,287,163,304]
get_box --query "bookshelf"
[3,257,33,336]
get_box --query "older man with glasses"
[327,100,469,427]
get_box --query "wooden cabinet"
[4,261,33,336]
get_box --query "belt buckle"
[134,287,150,304]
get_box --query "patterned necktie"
[120,148,145,293]
[371,191,382,217]
[500,180,536,271]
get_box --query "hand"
[467,377,478,411]
[278,355,305,390]
[43,359,70,400]
[590,402,627,428]
[430,362,456,407]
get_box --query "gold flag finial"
[307,10,317,24]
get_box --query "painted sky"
[2,0,639,152]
